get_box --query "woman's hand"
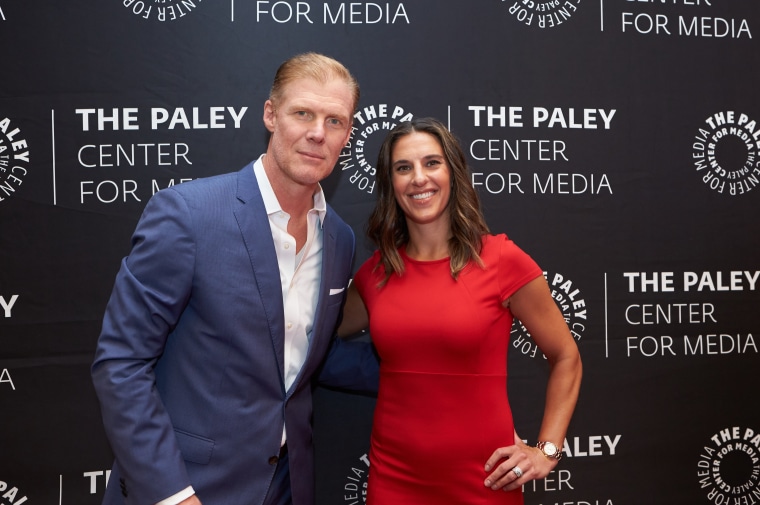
[483,437,558,492]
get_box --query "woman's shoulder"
[355,249,383,278]
[481,233,538,265]
[481,233,511,254]
[481,234,543,296]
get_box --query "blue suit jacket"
[92,163,377,505]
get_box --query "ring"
[512,466,523,478]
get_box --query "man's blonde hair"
[269,52,360,113]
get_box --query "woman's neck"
[405,222,451,261]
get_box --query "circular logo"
[341,453,370,504]
[502,0,583,29]
[511,271,587,359]
[121,0,202,21]
[697,427,760,504]
[340,104,414,195]
[692,111,760,195]
[0,116,30,204]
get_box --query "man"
[92,53,377,505]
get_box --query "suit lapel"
[232,163,286,388]
[302,218,335,370]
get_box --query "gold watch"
[536,441,563,461]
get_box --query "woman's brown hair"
[367,117,490,285]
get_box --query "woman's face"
[390,131,452,228]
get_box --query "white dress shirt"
[254,155,325,395]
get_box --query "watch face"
[543,442,558,455]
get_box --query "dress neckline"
[400,246,450,265]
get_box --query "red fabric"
[355,234,542,504]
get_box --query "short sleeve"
[353,250,383,301]
[491,234,543,302]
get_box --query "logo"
[0,480,28,505]
[70,105,247,205]
[620,2,752,39]
[339,104,414,195]
[501,0,583,29]
[255,2,410,24]
[620,271,759,359]
[341,453,370,504]
[511,271,587,359]
[0,117,30,204]
[465,104,615,196]
[693,111,760,195]
[698,426,760,504]
[121,0,204,22]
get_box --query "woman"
[339,117,582,504]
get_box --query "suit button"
[268,455,279,465]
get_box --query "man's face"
[263,76,354,190]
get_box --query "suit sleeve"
[315,216,379,394]
[91,188,196,504]
[318,335,379,394]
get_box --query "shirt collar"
[253,154,326,227]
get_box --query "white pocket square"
[329,287,345,295]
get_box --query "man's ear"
[342,124,353,146]
[263,100,276,133]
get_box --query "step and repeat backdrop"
[1,1,759,504]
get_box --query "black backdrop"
[1,1,759,504]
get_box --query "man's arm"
[318,335,379,394]
[92,189,197,504]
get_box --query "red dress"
[354,234,542,505]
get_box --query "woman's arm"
[484,275,582,491]
[336,282,369,337]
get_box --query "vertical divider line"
[604,272,609,358]
[51,109,57,206]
